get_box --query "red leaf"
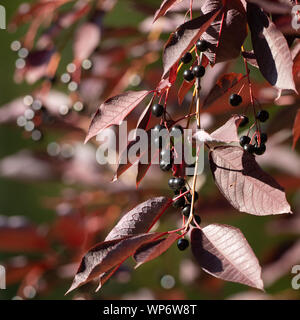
[247,3,296,92]
[153,0,183,22]
[242,50,259,68]
[210,114,243,143]
[0,225,49,252]
[66,232,165,293]
[133,233,178,268]
[113,129,152,181]
[105,196,170,241]
[292,109,300,149]
[178,79,195,105]
[201,0,247,64]
[245,0,292,14]
[209,146,292,215]
[191,225,264,290]
[85,90,150,143]
[203,73,245,108]
[73,22,101,62]
[162,8,221,77]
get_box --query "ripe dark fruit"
[172,196,186,208]
[160,149,173,163]
[177,238,189,251]
[153,124,166,135]
[243,144,255,154]
[229,94,242,106]
[173,177,185,190]
[154,137,164,149]
[182,204,191,217]
[160,161,172,172]
[152,103,164,117]
[255,133,268,144]
[191,215,201,226]
[171,125,184,138]
[257,110,269,122]
[192,65,205,78]
[168,178,176,190]
[254,143,266,155]
[239,116,249,127]
[181,52,193,64]
[196,39,209,52]
[186,191,198,203]
[239,135,251,147]
[183,69,194,82]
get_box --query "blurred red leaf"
[292,109,300,149]
[0,226,49,252]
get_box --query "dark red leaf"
[66,232,165,293]
[209,146,292,215]
[191,225,264,290]
[245,0,292,14]
[162,8,221,77]
[201,0,247,64]
[85,90,150,143]
[203,72,245,108]
[133,233,178,268]
[153,0,183,22]
[105,196,170,241]
[247,3,296,92]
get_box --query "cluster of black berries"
[181,39,209,82]
[239,110,269,155]
[168,176,201,251]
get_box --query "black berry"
[229,94,242,107]
[173,177,185,190]
[191,215,201,226]
[160,161,172,171]
[239,135,251,147]
[196,39,209,52]
[254,143,266,155]
[186,191,198,203]
[192,65,205,78]
[243,144,255,154]
[177,238,189,251]
[182,204,191,217]
[154,137,164,149]
[160,149,173,163]
[181,52,193,64]
[183,69,194,82]
[168,178,176,190]
[172,195,186,208]
[153,124,166,134]
[239,116,249,127]
[257,110,269,122]
[171,125,184,138]
[255,133,268,144]
[152,103,164,117]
